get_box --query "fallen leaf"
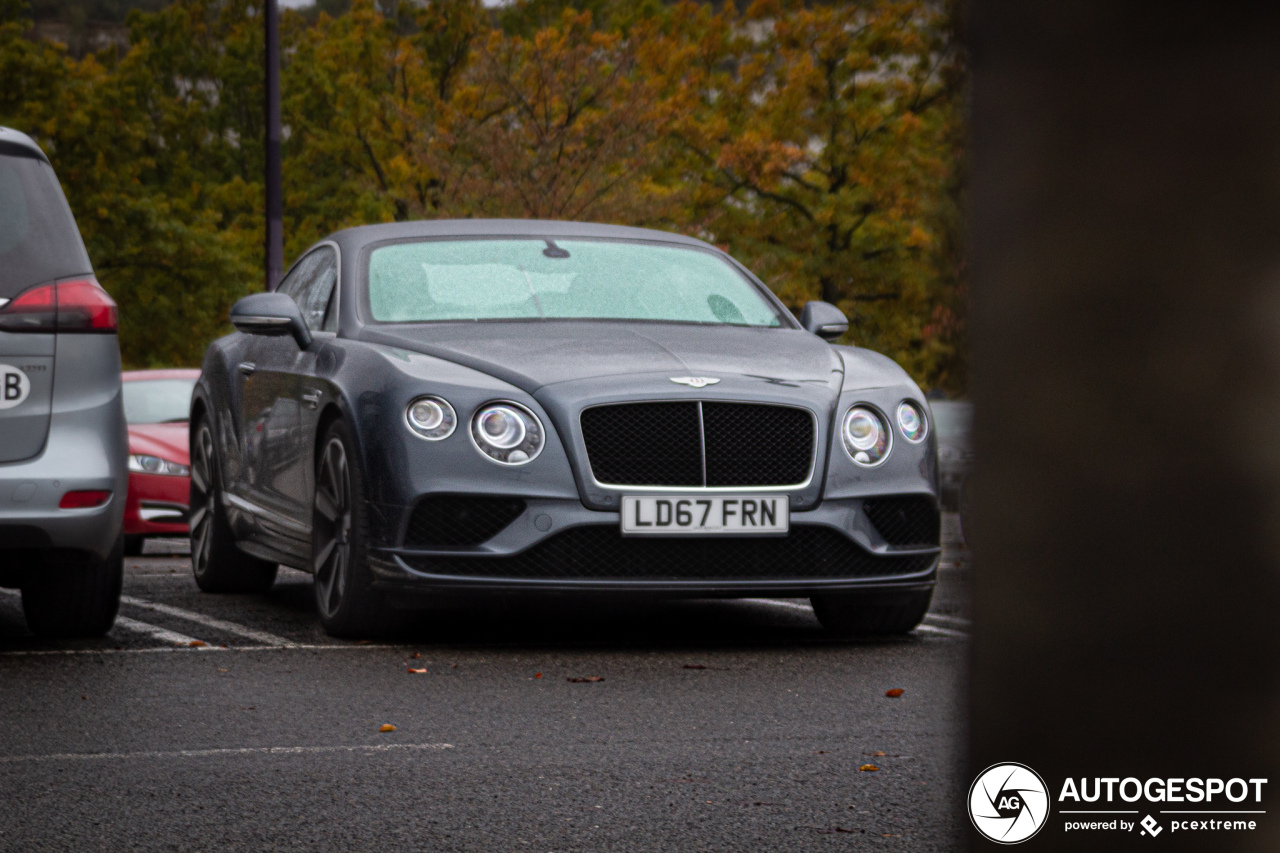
[451,663,458,668]
[871,751,886,756]
[882,834,900,837]
[220,644,228,649]
[379,724,397,733]
[567,676,605,683]
[812,750,828,754]
[407,668,427,674]
[410,653,420,659]
[217,668,229,673]
[860,764,879,772]
[683,664,708,670]
[885,688,904,697]
[187,640,207,648]
[534,672,542,679]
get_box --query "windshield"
[366,238,784,327]
[122,378,197,424]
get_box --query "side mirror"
[800,301,849,342]
[230,292,312,350]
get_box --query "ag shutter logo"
[970,763,1051,844]
[0,364,30,410]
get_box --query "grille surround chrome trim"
[578,399,819,493]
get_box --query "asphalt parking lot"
[0,516,968,852]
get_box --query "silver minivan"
[0,127,127,636]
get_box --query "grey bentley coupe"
[191,220,940,637]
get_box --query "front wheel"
[189,418,278,594]
[312,420,395,638]
[810,588,933,637]
[22,535,124,638]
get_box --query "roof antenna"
[543,240,570,259]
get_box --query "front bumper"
[369,496,939,596]
[123,472,190,537]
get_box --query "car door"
[247,247,339,539]
[235,250,330,550]
[286,248,340,515]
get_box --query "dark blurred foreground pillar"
[970,2,1280,850]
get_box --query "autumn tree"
[653,0,964,383]
[1,0,967,390]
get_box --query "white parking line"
[915,623,968,638]
[741,598,970,638]
[923,613,972,628]
[0,644,400,657]
[112,615,208,647]
[118,595,295,647]
[740,598,814,613]
[0,742,454,764]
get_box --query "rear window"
[0,146,92,299]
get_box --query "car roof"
[326,219,717,252]
[0,127,50,163]
[122,369,202,382]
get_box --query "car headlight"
[128,454,190,476]
[841,406,891,466]
[896,401,928,443]
[471,402,544,465]
[405,395,457,440]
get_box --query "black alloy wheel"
[311,420,395,637]
[189,418,277,593]
[189,423,217,577]
[312,436,352,621]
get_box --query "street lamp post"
[264,0,283,291]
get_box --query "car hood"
[127,422,190,464]
[360,321,845,393]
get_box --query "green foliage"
[0,0,967,390]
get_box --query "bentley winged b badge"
[669,376,720,388]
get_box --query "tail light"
[0,279,117,333]
[59,490,111,509]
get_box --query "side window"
[279,247,338,332]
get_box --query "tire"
[124,535,145,557]
[810,587,934,638]
[22,535,124,638]
[312,419,395,638]
[189,417,278,594]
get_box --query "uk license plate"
[620,495,789,535]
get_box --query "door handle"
[238,362,256,376]
[302,390,322,409]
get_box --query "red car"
[122,369,200,555]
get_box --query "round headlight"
[406,396,457,440]
[842,406,891,466]
[471,402,544,465]
[477,406,526,449]
[896,401,927,443]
